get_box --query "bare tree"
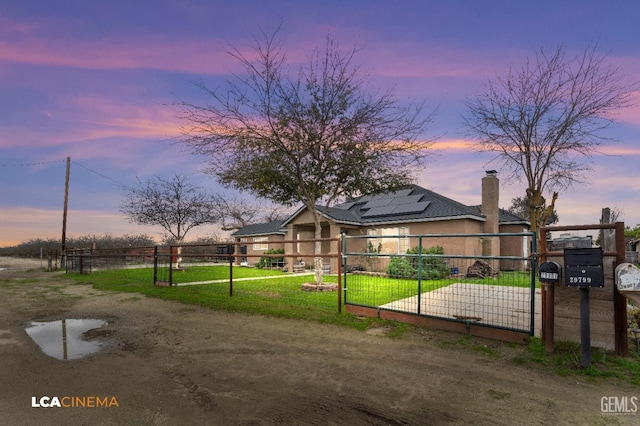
[179,28,435,283]
[120,174,217,266]
[211,195,289,231]
[464,45,634,233]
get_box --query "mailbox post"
[563,248,604,368]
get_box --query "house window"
[367,227,410,254]
[253,236,268,250]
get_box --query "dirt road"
[0,257,637,425]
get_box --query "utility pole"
[61,157,70,268]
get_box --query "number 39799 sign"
[564,248,604,288]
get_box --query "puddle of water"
[0,268,7,272]
[25,319,106,360]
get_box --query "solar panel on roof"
[361,201,430,218]
[393,201,430,215]
[391,194,423,205]
[357,188,415,209]
[334,202,356,210]
[391,188,413,197]
[368,193,390,201]
[362,198,393,209]
[361,205,397,217]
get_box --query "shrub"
[386,245,450,280]
[386,256,415,278]
[256,248,285,269]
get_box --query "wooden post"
[337,236,342,314]
[579,287,591,367]
[229,253,233,297]
[61,157,70,267]
[539,227,555,353]
[614,221,628,356]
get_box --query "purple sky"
[1,0,639,246]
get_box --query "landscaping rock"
[301,283,339,292]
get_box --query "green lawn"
[162,264,287,284]
[67,267,353,326]
[69,267,535,319]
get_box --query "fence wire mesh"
[343,233,538,334]
[67,241,343,317]
[66,247,156,273]
[65,234,538,334]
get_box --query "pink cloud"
[0,96,181,148]
[596,143,640,156]
[615,91,640,126]
[363,42,520,80]
[434,138,473,151]
[0,21,235,74]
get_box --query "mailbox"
[564,248,604,288]
[539,261,562,283]
[615,263,640,307]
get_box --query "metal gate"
[342,232,538,338]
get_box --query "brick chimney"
[481,170,500,263]
[481,170,499,233]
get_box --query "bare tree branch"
[177,28,437,284]
[120,174,217,243]
[464,45,635,232]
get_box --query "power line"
[71,160,131,189]
[0,159,67,167]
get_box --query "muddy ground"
[0,257,637,425]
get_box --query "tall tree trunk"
[527,188,558,247]
[313,211,323,285]
[527,188,541,234]
[176,239,184,270]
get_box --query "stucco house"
[232,171,530,272]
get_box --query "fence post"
[169,245,173,287]
[337,236,342,313]
[229,253,233,297]
[529,233,537,336]
[153,245,158,285]
[614,221,628,356]
[539,227,554,352]
[342,233,348,307]
[417,236,423,315]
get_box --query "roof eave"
[232,230,287,238]
[354,214,486,227]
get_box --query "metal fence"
[66,235,538,337]
[343,232,538,335]
[152,240,344,314]
[66,240,344,316]
[152,240,341,285]
[66,246,156,273]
